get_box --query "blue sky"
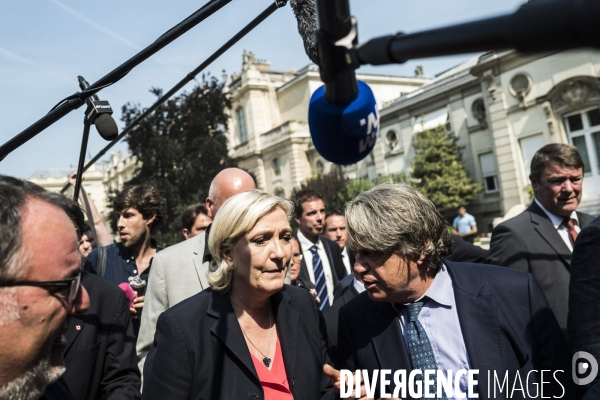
[0,0,525,178]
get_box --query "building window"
[472,98,486,127]
[272,157,281,177]
[413,108,449,133]
[564,108,600,175]
[479,152,498,193]
[274,187,285,197]
[445,114,453,133]
[519,134,546,176]
[386,130,399,151]
[236,107,247,144]
[315,160,324,175]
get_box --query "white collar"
[297,230,321,252]
[534,198,579,229]
[341,247,349,257]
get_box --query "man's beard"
[123,230,145,250]
[0,355,65,400]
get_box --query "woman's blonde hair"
[207,190,293,292]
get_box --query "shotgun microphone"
[77,76,119,141]
[289,0,319,65]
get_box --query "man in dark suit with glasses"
[0,176,89,400]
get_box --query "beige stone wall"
[227,53,428,196]
[376,49,600,229]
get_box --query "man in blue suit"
[335,184,580,399]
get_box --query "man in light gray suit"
[488,144,594,336]
[136,168,255,370]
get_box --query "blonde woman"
[143,190,334,400]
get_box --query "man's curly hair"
[113,185,166,231]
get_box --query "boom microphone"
[307,0,379,165]
[289,0,319,65]
[77,76,119,141]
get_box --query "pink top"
[250,336,293,400]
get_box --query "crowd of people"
[0,143,598,400]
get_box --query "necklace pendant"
[262,357,271,368]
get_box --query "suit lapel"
[344,285,359,304]
[63,316,84,356]
[273,290,299,379]
[297,240,312,286]
[447,262,502,400]
[577,211,594,229]
[322,240,339,285]
[368,302,410,373]
[295,235,310,284]
[192,232,208,289]
[528,202,572,267]
[208,292,258,383]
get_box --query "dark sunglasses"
[0,271,82,303]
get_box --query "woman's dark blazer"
[142,284,335,400]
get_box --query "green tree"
[117,77,233,246]
[292,167,399,212]
[293,167,352,212]
[411,126,481,211]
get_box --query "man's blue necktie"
[310,245,329,311]
[406,301,446,400]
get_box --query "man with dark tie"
[488,143,594,335]
[333,184,578,399]
[293,190,347,311]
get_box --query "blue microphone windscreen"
[308,80,379,165]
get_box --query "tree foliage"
[294,126,478,216]
[117,77,233,246]
[293,168,406,212]
[411,126,481,212]
[294,168,351,212]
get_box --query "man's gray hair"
[345,183,451,266]
[0,176,67,281]
[0,176,74,326]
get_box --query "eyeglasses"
[0,271,82,303]
[292,253,303,260]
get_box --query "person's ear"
[529,174,538,192]
[415,247,428,266]
[146,214,157,229]
[206,197,214,218]
[182,229,191,240]
[222,245,234,267]
[293,214,301,225]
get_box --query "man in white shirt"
[488,143,594,335]
[293,190,347,311]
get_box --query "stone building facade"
[226,51,429,198]
[377,49,600,232]
[228,50,600,234]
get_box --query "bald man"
[137,168,255,372]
